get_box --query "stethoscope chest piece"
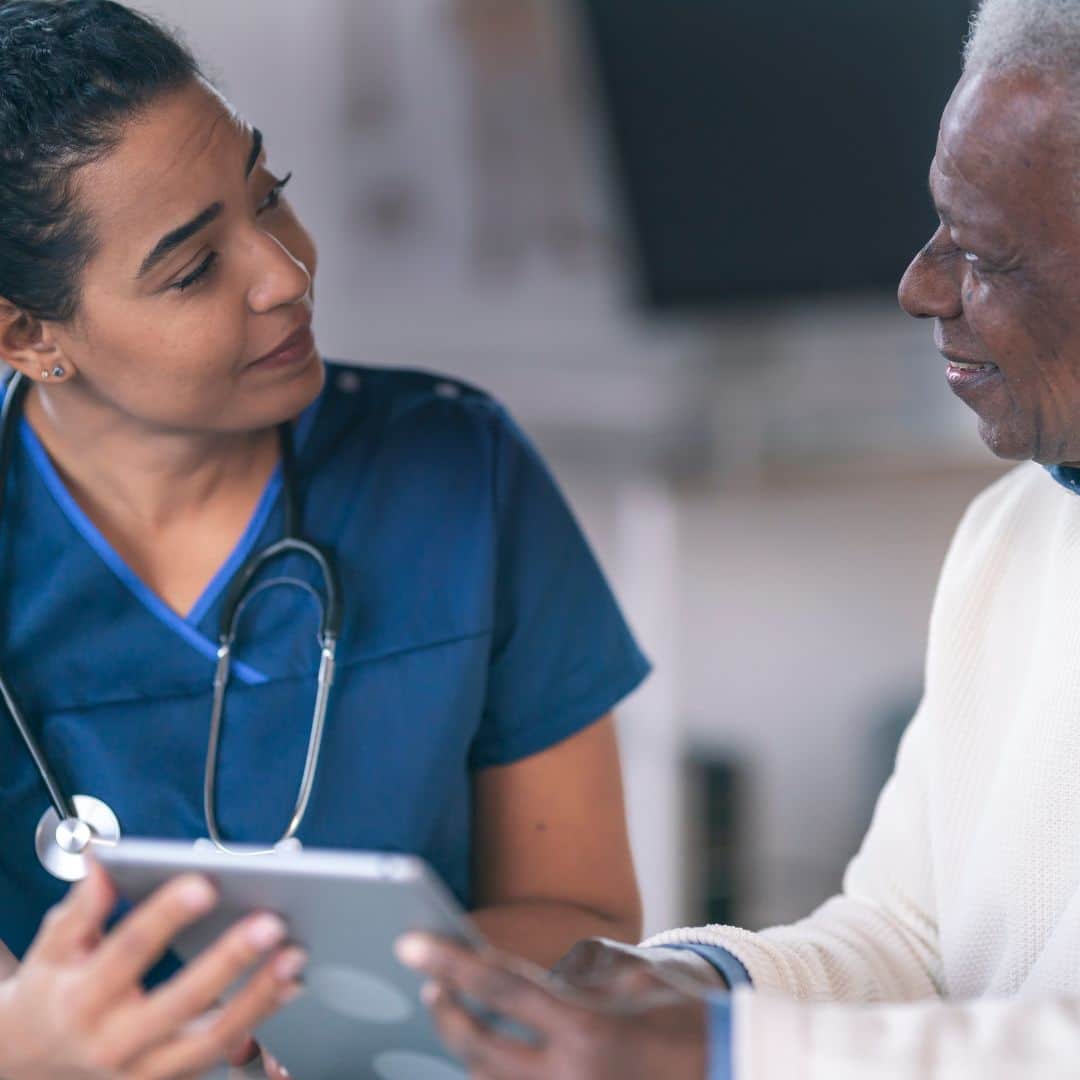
[34,795,120,882]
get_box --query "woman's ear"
[0,300,73,383]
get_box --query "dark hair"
[0,0,200,321]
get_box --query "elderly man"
[396,0,1080,1076]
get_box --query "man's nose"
[898,239,963,321]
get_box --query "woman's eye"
[171,251,218,293]
[963,251,980,264]
[257,171,293,216]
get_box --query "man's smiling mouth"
[948,359,996,372]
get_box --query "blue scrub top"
[0,362,650,961]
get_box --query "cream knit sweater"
[647,462,1080,1078]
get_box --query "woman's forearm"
[472,900,641,968]
[469,717,644,969]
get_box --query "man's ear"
[0,300,73,383]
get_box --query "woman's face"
[44,78,323,433]
[898,68,1080,465]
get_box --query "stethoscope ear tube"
[218,422,342,644]
[205,432,343,854]
[218,537,343,647]
[0,373,28,523]
[206,541,340,855]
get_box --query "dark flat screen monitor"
[578,1,976,309]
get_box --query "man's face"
[898,67,1080,465]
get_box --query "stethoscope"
[0,372,343,882]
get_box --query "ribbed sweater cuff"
[643,924,792,997]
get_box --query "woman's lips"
[249,323,316,371]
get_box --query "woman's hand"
[396,935,708,1080]
[226,1039,290,1079]
[0,859,306,1080]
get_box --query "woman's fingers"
[88,874,218,997]
[132,946,307,1080]
[397,934,565,1033]
[424,983,543,1079]
[102,912,291,1060]
[24,858,117,964]
[226,1046,292,1079]
[260,1048,293,1079]
[226,1034,261,1068]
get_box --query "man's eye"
[257,171,293,215]
[963,251,980,264]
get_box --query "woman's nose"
[898,239,963,321]
[247,233,312,314]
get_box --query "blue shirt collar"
[1047,464,1080,495]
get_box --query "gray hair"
[965,0,1080,74]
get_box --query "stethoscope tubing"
[0,375,78,823]
[0,371,344,877]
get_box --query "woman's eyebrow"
[135,128,264,281]
[137,201,223,280]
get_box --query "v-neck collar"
[16,391,324,686]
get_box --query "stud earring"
[51,366,64,378]
[39,369,49,380]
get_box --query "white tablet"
[96,839,479,1080]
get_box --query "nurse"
[0,1,647,1075]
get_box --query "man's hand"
[396,934,708,1080]
[554,938,727,998]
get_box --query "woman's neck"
[23,381,280,532]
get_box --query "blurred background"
[139,0,998,937]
